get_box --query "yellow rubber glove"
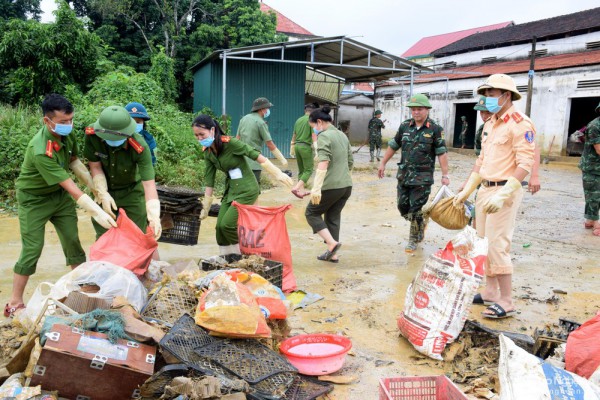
[313,141,319,162]
[146,199,161,240]
[271,148,288,167]
[261,159,293,188]
[310,168,327,205]
[69,159,97,198]
[483,177,522,214]
[92,174,117,219]
[200,196,213,220]
[289,142,296,158]
[77,194,117,230]
[453,172,482,207]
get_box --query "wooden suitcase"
[30,324,156,400]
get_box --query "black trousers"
[305,186,352,241]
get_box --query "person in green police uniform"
[236,97,288,184]
[194,115,293,254]
[83,106,162,241]
[579,101,600,236]
[305,105,353,263]
[290,102,319,198]
[378,93,450,253]
[5,94,117,318]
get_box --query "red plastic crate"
[379,376,467,400]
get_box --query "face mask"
[135,123,143,133]
[48,119,73,136]
[313,127,320,135]
[485,93,508,113]
[105,138,127,147]
[200,137,214,147]
[264,109,271,119]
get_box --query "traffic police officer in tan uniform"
[84,106,161,241]
[454,74,536,319]
[5,94,116,318]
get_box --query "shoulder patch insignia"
[524,131,535,143]
[53,142,60,151]
[85,126,95,135]
[423,134,432,138]
[503,114,510,123]
[222,136,231,143]
[426,122,430,128]
[512,112,523,123]
[128,137,144,154]
[45,140,53,158]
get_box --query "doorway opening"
[567,96,600,156]
[452,103,477,148]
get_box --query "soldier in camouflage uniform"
[368,110,385,162]
[460,116,468,148]
[378,94,450,252]
[474,96,492,156]
[579,101,600,236]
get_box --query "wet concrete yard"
[1,149,599,398]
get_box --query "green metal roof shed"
[190,36,429,157]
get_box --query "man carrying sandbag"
[378,94,450,253]
[453,74,536,319]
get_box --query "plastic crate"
[200,254,283,289]
[159,210,201,245]
[379,376,467,400]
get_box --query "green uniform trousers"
[305,186,352,242]
[397,183,432,221]
[92,182,147,239]
[583,172,600,221]
[14,189,86,276]
[295,143,314,184]
[369,134,382,152]
[216,191,259,246]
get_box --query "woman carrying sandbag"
[304,105,353,263]
[193,115,292,255]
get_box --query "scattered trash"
[157,185,203,246]
[552,289,568,295]
[565,312,600,379]
[286,290,323,310]
[522,243,531,248]
[379,375,467,400]
[317,374,358,384]
[141,280,198,327]
[279,334,352,376]
[201,254,284,290]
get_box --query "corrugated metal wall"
[193,49,306,158]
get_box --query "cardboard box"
[31,324,155,400]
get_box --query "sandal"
[317,243,342,261]
[472,293,494,306]
[593,227,600,237]
[481,303,516,319]
[584,221,594,229]
[4,303,26,318]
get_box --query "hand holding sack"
[77,193,117,229]
[310,168,327,205]
[271,148,288,167]
[483,177,521,213]
[200,196,213,220]
[289,142,296,158]
[261,159,293,188]
[146,199,161,240]
[453,172,482,207]
[93,174,117,218]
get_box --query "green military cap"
[474,96,488,111]
[92,105,136,141]
[374,110,382,116]
[406,93,432,109]
[251,97,273,112]
[461,116,466,120]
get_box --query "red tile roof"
[418,49,600,81]
[260,2,314,37]
[352,82,374,93]
[402,22,513,58]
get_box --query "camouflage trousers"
[369,134,382,152]
[396,183,432,219]
[583,172,600,221]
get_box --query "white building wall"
[376,65,600,155]
[434,31,600,67]
[338,104,375,143]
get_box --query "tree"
[148,51,177,102]
[0,0,41,21]
[0,1,104,103]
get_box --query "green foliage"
[0,1,104,104]
[148,51,177,102]
[0,0,41,21]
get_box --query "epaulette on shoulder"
[128,137,144,154]
[45,140,54,158]
[511,112,524,123]
[222,136,231,143]
[85,126,96,135]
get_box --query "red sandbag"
[232,202,297,293]
[565,311,600,379]
[90,209,158,276]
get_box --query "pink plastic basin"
[280,334,352,375]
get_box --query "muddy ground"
[1,149,599,398]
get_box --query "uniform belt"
[481,179,507,187]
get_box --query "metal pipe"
[222,52,227,116]
[225,56,412,72]
[410,67,414,97]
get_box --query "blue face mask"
[105,138,127,147]
[200,137,214,147]
[135,123,143,133]
[49,119,73,136]
[313,127,320,135]
[264,109,271,119]
[485,93,507,114]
